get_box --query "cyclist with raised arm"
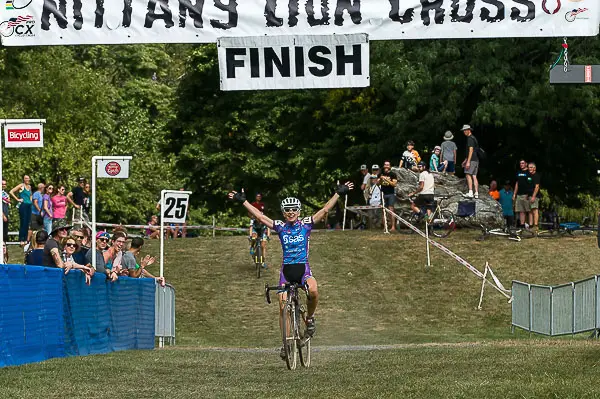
[229,182,353,359]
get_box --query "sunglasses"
[99,238,109,242]
[283,208,300,213]
[65,242,77,248]
[59,228,69,232]
[73,235,84,240]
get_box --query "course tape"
[385,209,511,299]
[94,222,246,232]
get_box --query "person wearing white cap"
[440,131,457,175]
[460,124,480,199]
[360,164,370,204]
[368,165,382,229]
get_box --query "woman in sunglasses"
[61,235,95,285]
[229,181,353,359]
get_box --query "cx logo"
[0,14,34,37]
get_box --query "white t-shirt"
[419,171,435,195]
[369,185,382,206]
[362,173,370,187]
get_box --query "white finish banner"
[218,34,369,90]
[0,1,598,46]
[3,122,44,148]
[97,159,130,178]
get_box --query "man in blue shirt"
[498,180,514,229]
[229,182,353,358]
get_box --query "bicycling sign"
[161,191,190,224]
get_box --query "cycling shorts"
[251,227,268,240]
[279,263,313,286]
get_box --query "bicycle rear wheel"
[297,304,311,368]
[282,302,297,370]
[430,209,455,238]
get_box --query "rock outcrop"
[390,167,504,228]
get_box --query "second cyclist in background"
[249,193,270,268]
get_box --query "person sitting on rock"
[408,162,435,221]
[488,180,500,200]
[399,141,420,172]
[429,146,448,173]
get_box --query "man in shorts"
[513,159,531,228]
[408,162,435,220]
[440,131,457,175]
[229,181,353,360]
[528,162,541,232]
[461,125,480,199]
[378,161,398,232]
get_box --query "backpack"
[457,201,476,217]
[471,135,486,161]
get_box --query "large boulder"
[391,167,504,228]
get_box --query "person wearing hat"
[460,124,480,199]
[85,231,118,282]
[42,219,72,268]
[429,146,448,173]
[408,161,435,220]
[360,165,371,204]
[440,131,457,175]
[25,230,48,265]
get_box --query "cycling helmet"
[280,197,302,212]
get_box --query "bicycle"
[265,282,311,370]
[250,223,268,278]
[397,195,456,238]
[478,224,534,242]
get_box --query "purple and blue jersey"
[272,217,313,264]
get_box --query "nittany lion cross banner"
[0,0,597,46]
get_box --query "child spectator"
[399,141,421,171]
[429,146,448,173]
[122,237,165,286]
[488,180,500,200]
[42,184,54,233]
[25,230,48,265]
[10,175,33,247]
[499,180,515,228]
[440,131,458,175]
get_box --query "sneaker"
[280,346,286,360]
[305,317,316,337]
[474,192,479,199]
[463,192,474,198]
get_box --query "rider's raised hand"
[335,181,354,196]
[228,189,246,203]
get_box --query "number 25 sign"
[162,192,190,224]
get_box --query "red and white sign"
[3,123,43,148]
[585,65,592,83]
[97,159,130,179]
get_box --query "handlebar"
[264,282,310,304]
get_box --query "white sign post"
[91,156,132,271]
[159,190,191,279]
[0,119,46,264]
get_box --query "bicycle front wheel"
[297,303,311,368]
[430,209,455,238]
[282,303,297,370]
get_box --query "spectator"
[461,125,480,199]
[488,180,500,200]
[31,183,45,238]
[359,165,370,204]
[251,193,265,213]
[82,182,91,216]
[408,161,435,220]
[71,228,88,266]
[122,237,165,286]
[378,161,398,232]
[440,131,458,176]
[513,159,531,228]
[25,230,48,265]
[51,185,68,222]
[67,177,86,223]
[10,175,33,247]
[429,146,447,173]
[42,184,54,234]
[61,235,95,285]
[499,180,515,228]
[103,231,126,274]
[3,242,7,264]
[42,219,71,268]
[146,215,160,239]
[85,231,117,282]
[368,165,382,229]
[528,162,541,233]
[2,179,9,242]
[399,141,420,172]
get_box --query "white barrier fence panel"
[155,283,176,348]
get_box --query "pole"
[91,156,98,271]
[212,216,216,238]
[342,195,348,231]
[425,219,431,268]
[160,190,165,279]
[382,189,389,234]
[477,263,489,310]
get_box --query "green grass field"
[3,230,600,398]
